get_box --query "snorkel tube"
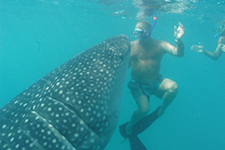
[140,16,157,39]
[214,25,225,38]
[214,30,225,38]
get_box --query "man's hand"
[174,22,185,41]
[191,42,205,53]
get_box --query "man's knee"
[169,82,178,94]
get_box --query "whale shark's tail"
[119,107,160,150]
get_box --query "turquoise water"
[1,0,225,149]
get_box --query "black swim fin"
[119,107,160,150]
[128,135,147,150]
[132,106,160,135]
[119,106,160,138]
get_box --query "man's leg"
[157,78,178,117]
[126,95,150,135]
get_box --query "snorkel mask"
[132,16,157,39]
[132,28,144,38]
[213,24,225,38]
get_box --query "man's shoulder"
[152,39,166,49]
[155,39,166,45]
[131,39,163,44]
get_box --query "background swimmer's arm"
[191,43,222,60]
[202,44,223,60]
[191,36,224,60]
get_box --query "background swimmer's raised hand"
[221,44,225,52]
[191,42,205,53]
[174,22,185,42]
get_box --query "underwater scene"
[0,0,225,150]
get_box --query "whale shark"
[0,34,130,150]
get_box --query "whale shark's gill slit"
[33,96,102,149]
[45,96,103,148]
[16,126,45,150]
[20,110,76,150]
[46,96,99,134]
[0,140,14,150]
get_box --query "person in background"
[191,24,225,60]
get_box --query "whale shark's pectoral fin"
[119,107,160,150]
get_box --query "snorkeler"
[191,23,225,60]
[119,17,185,150]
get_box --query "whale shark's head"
[0,34,130,150]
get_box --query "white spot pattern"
[0,35,130,150]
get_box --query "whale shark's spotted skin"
[0,35,130,150]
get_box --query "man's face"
[132,23,146,38]
[135,23,146,34]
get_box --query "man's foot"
[157,107,165,117]
[125,124,133,135]
[119,123,132,138]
